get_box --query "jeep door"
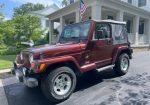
[90,22,113,68]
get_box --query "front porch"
[47,0,150,46]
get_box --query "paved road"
[2,51,150,105]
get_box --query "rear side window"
[111,24,127,44]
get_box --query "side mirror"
[96,30,103,40]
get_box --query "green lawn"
[0,55,16,70]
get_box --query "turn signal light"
[38,63,46,72]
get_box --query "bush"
[0,47,22,55]
[0,44,7,49]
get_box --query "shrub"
[0,44,7,49]
[0,47,22,55]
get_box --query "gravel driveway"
[1,51,150,105]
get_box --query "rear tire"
[114,53,130,76]
[41,66,76,103]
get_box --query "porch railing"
[139,34,148,44]
[128,33,135,44]
[51,34,59,44]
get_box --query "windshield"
[59,21,91,43]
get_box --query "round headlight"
[29,53,34,63]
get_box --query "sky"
[0,0,62,20]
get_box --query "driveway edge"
[0,79,8,105]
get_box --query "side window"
[111,24,127,44]
[94,23,111,40]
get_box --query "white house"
[30,4,60,30]
[46,0,150,47]
[121,0,150,12]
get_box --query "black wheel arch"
[113,48,132,64]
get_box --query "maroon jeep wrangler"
[12,20,133,103]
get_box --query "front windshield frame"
[59,21,91,44]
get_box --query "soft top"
[93,19,126,25]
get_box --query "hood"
[23,43,86,59]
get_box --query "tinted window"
[94,23,111,39]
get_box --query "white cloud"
[10,0,54,6]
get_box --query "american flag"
[80,0,87,20]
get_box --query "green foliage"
[0,44,7,49]
[0,33,3,44]
[12,3,46,47]
[0,20,15,46]
[0,48,21,55]
[0,3,5,22]
[13,15,43,45]
[0,3,46,48]
[35,32,49,45]
[13,3,45,17]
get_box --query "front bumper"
[11,63,38,88]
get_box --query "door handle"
[107,39,112,45]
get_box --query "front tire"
[114,53,130,76]
[41,66,76,103]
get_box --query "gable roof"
[30,4,60,16]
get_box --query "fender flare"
[112,46,130,64]
[38,55,81,72]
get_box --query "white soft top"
[93,19,126,25]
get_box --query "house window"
[128,0,132,4]
[127,20,131,33]
[138,0,147,7]
[107,16,113,20]
[46,20,49,27]
[139,21,145,34]
[70,0,74,4]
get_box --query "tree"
[13,3,45,17]
[13,15,43,45]
[0,15,43,47]
[0,20,15,46]
[0,3,45,47]
[12,3,46,47]
[0,3,4,22]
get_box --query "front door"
[91,23,113,68]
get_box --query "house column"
[91,1,102,20]
[76,9,80,23]
[147,19,150,44]
[144,19,150,44]
[116,10,124,21]
[133,15,140,45]
[49,20,54,44]
[60,16,65,34]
